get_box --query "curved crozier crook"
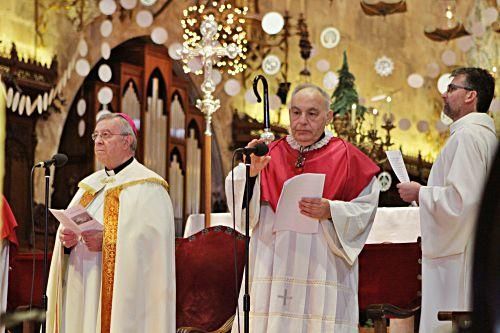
[252,75,274,144]
[252,75,269,128]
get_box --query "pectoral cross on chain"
[278,288,292,306]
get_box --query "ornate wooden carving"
[2,43,58,249]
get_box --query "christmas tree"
[330,51,366,117]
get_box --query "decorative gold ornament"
[181,2,248,75]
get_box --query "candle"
[351,103,357,127]
[372,108,379,130]
[386,96,392,116]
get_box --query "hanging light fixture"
[181,1,248,75]
[424,1,470,42]
[360,0,407,16]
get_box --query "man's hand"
[298,198,331,220]
[397,181,422,203]
[81,230,103,252]
[59,228,78,248]
[245,139,271,177]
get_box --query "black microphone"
[35,153,68,168]
[236,143,269,156]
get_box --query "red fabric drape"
[261,137,380,211]
[2,195,18,247]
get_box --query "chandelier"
[181,1,249,75]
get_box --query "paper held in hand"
[49,204,103,236]
[385,150,417,206]
[273,173,326,234]
[385,150,410,182]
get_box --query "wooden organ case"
[53,37,206,237]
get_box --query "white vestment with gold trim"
[46,159,176,333]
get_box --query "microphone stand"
[41,166,50,333]
[243,152,251,333]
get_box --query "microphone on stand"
[236,143,269,157]
[32,152,67,333]
[34,153,68,168]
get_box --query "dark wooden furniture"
[175,226,246,333]
[359,241,422,333]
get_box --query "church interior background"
[0,0,498,331]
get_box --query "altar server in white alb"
[397,67,497,333]
[46,113,176,333]
[227,84,381,332]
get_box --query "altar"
[183,207,420,244]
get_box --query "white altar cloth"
[183,207,420,244]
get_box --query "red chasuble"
[260,136,380,211]
[1,195,19,247]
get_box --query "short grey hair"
[291,83,331,111]
[96,113,137,152]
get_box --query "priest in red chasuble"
[226,83,381,333]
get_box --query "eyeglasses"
[446,83,474,94]
[91,131,129,141]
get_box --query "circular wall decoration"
[101,42,111,59]
[441,50,457,66]
[435,119,448,133]
[320,27,340,49]
[97,86,113,105]
[398,118,411,131]
[78,120,86,137]
[100,20,113,37]
[136,10,153,28]
[437,73,452,94]
[261,12,285,35]
[168,43,183,60]
[262,54,281,75]
[417,120,430,133]
[75,58,91,77]
[151,27,168,44]
[407,73,424,88]
[374,56,394,77]
[426,62,440,78]
[323,71,339,90]
[77,98,87,116]
[316,59,330,72]
[99,0,117,16]
[377,171,392,192]
[98,64,113,82]
[269,94,282,110]
[78,39,88,57]
[224,79,241,96]
[244,89,258,104]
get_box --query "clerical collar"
[286,131,333,152]
[105,157,134,176]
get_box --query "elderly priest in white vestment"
[397,67,498,333]
[46,113,176,333]
[226,83,381,333]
